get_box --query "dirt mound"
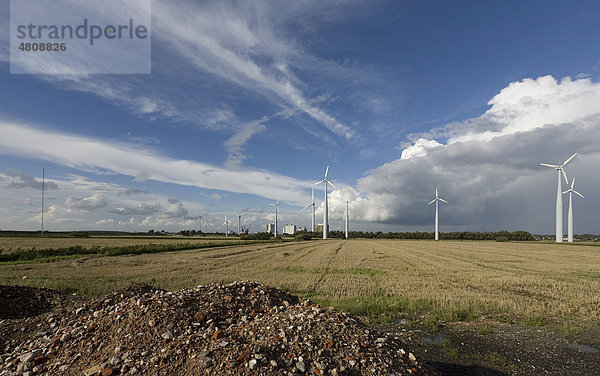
[0,282,434,375]
[0,285,74,319]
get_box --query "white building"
[266,223,275,234]
[283,224,296,235]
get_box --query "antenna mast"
[41,167,45,237]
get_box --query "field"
[1,238,599,326]
[3,238,600,374]
[0,235,247,253]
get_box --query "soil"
[377,318,600,375]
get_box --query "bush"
[496,236,508,242]
[294,233,312,241]
[240,232,274,240]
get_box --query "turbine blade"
[571,177,576,189]
[435,188,438,197]
[562,189,570,195]
[299,203,312,212]
[562,153,577,166]
[574,191,584,198]
[325,165,329,178]
[276,199,280,204]
[327,181,336,189]
[439,198,448,203]
[428,199,436,205]
[540,163,558,168]
[314,179,325,185]
[561,169,569,184]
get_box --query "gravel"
[0,282,435,375]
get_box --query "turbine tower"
[562,177,584,243]
[234,212,243,235]
[428,188,447,241]
[345,200,349,239]
[315,166,336,239]
[223,216,232,237]
[300,186,316,232]
[540,153,577,243]
[269,200,280,237]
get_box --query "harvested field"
[1,239,599,324]
[2,239,600,375]
[0,236,245,253]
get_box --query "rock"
[296,360,306,372]
[248,359,257,369]
[161,331,174,340]
[60,332,72,342]
[83,365,103,376]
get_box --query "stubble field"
[1,238,599,326]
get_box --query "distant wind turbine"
[269,200,280,237]
[428,188,447,241]
[299,186,316,232]
[562,177,584,243]
[223,216,232,237]
[540,153,577,243]
[315,166,336,239]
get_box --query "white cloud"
[65,193,107,211]
[0,121,312,205]
[349,76,600,233]
[400,138,443,160]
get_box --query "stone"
[296,360,306,372]
[161,331,174,340]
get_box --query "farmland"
[1,238,599,325]
[2,238,600,374]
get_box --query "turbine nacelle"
[562,178,584,198]
[540,152,577,184]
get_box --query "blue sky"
[1,0,600,234]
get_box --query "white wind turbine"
[269,200,280,237]
[540,153,577,243]
[299,186,316,232]
[428,188,447,241]
[233,211,243,235]
[562,177,584,243]
[315,166,336,239]
[223,216,232,237]
[345,200,349,239]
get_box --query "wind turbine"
[269,200,280,237]
[223,216,232,237]
[562,177,584,243]
[428,189,447,241]
[540,153,577,243]
[299,186,316,232]
[233,211,243,235]
[315,166,336,239]
[345,200,349,239]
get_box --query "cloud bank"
[327,76,600,233]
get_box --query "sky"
[1,0,600,234]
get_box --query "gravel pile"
[0,282,434,375]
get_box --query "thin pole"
[41,167,45,237]
[345,200,349,239]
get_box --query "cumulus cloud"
[5,168,58,190]
[328,76,600,233]
[65,193,108,211]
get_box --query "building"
[283,224,296,235]
[265,223,275,234]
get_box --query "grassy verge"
[0,239,282,264]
